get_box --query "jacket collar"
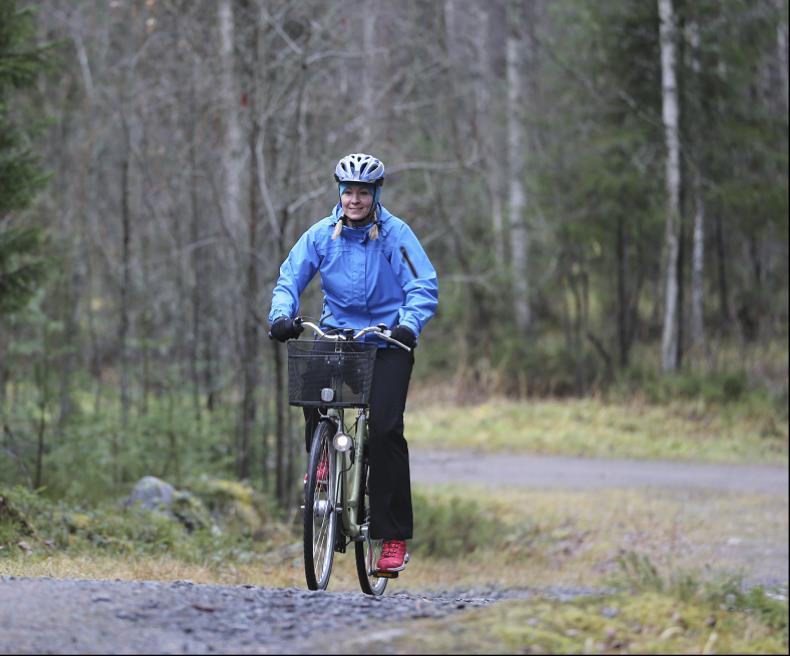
[330,203,392,240]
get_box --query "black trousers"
[304,347,414,540]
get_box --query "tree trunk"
[34,384,46,490]
[361,8,376,145]
[474,1,507,269]
[0,332,6,413]
[506,0,531,332]
[616,216,628,367]
[274,343,286,502]
[658,0,681,372]
[687,19,705,353]
[690,171,705,351]
[238,9,261,482]
[219,0,245,233]
[118,112,132,483]
[776,0,789,114]
[714,212,731,329]
[188,55,203,424]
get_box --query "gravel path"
[0,577,600,654]
[409,449,789,493]
[2,452,787,654]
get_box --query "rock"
[125,477,176,512]
[124,477,212,532]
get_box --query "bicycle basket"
[287,340,378,407]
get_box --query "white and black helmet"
[334,153,385,185]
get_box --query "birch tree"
[506,0,531,332]
[686,20,705,353]
[658,0,681,372]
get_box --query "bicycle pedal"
[374,570,399,579]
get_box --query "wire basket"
[287,340,378,407]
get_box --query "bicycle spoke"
[304,422,338,591]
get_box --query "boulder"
[125,476,176,512]
[124,476,212,532]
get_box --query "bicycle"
[283,317,410,595]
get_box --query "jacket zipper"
[400,246,418,278]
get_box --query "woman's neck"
[344,215,373,228]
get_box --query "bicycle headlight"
[333,432,353,453]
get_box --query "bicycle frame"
[291,317,410,591]
[323,405,368,543]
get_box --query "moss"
[185,477,268,535]
[169,492,213,532]
[66,512,92,532]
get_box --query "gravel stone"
[0,577,603,654]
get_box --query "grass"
[359,587,788,654]
[405,396,789,464]
[3,482,787,653]
[3,483,787,591]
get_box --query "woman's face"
[341,185,374,222]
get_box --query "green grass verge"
[363,586,788,654]
[406,397,788,463]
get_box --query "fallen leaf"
[192,603,216,613]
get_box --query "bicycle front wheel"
[304,420,338,591]
[354,457,388,596]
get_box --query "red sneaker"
[376,539,408,572]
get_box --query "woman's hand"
[269,317,303,342]
[390,325,416,349]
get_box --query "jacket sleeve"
[268,229,321,324]
[394,224,439,337]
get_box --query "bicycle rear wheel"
[304,420,338,591]
[354,457,388,596]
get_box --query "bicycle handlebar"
[270,317,411,352]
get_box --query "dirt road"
[409,449,789,493]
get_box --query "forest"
[1,0,787,509]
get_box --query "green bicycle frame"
[327,406,368,542]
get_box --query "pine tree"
[0,1,51,317]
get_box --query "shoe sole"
[376,564,406,573]
[375,553,409,574]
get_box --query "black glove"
[269,316,303,342]
[390,325,417,349]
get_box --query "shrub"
[411,491,507,558]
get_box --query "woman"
[268,153,438,573]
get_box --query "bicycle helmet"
[334,153,385,185]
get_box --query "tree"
[0,1,51,413]
[0,2,50,318]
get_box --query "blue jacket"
[269,204,438,344]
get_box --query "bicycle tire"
[354,456,388,596]
[304,420,338,591]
